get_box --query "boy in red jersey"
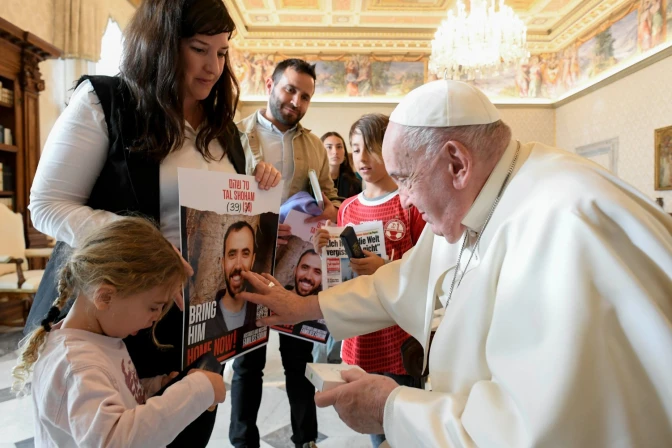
[313,114,426,448]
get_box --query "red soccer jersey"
[338,191,426,375]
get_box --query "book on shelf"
[0,88,13,104]
[0,162,3,190]
[2,165,12,190]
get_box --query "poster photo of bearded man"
[271,211,330,343]
[181,202,280,363]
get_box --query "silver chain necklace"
[444,141,521,310]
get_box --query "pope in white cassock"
[238,80,672,447]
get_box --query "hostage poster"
[179,168,282,367]
[270,210,330,344]
[321,221,387,289]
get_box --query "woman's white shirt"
[160,122,235,246]
[29,79,235,248]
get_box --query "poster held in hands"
[271,209,330,344]
[320,221,387,288]
[179,168,283,368]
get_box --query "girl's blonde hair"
[349,113,389,161]
[12,217,188,394]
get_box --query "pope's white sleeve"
[382,209,672,447]
[28,79,122,248]
[318,259,400,340]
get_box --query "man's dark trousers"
[229,334,318,448]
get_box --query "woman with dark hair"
[26,0,280,445]
[321,131,362,200]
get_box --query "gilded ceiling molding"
[227,0,638,56]
[233,29,435,38]
[136,0,640,58]
[231,33,432,53]
[550,0,634,49]
[270,51,427,62]
[573,1,639,47]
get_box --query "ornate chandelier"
[429,0,529,80]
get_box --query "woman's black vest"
[25,75,246,376]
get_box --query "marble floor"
[0,326,372,448]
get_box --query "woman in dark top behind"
[321,131,362,200]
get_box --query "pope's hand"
[349,250,385,276]
[253,161,282,190]
[236,271,323,326]
[314,368,399,434]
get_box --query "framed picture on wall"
[654,125,672,191]
[576,138,619,175]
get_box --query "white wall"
[556,55,672,212]
[239,101,556,148]
[498,107,555,147]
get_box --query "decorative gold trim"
[549,0,633,50]
[232,39,432,53]
[362,0,449,12]
[574,2,638,47]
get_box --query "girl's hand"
[312,220,333,253]
[349,250,385,276]
[254,161,281,190]
[189,369,226,411]
[161,371,180,388]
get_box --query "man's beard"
[225,268,248,296]
[269,93,303,128]
[295,275,320,297]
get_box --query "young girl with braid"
[12,218,226,447]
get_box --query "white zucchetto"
[390,80,500,128]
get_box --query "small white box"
[305,363,365,392]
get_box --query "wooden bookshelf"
[0,143,18,153]
[0,16,61,248]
